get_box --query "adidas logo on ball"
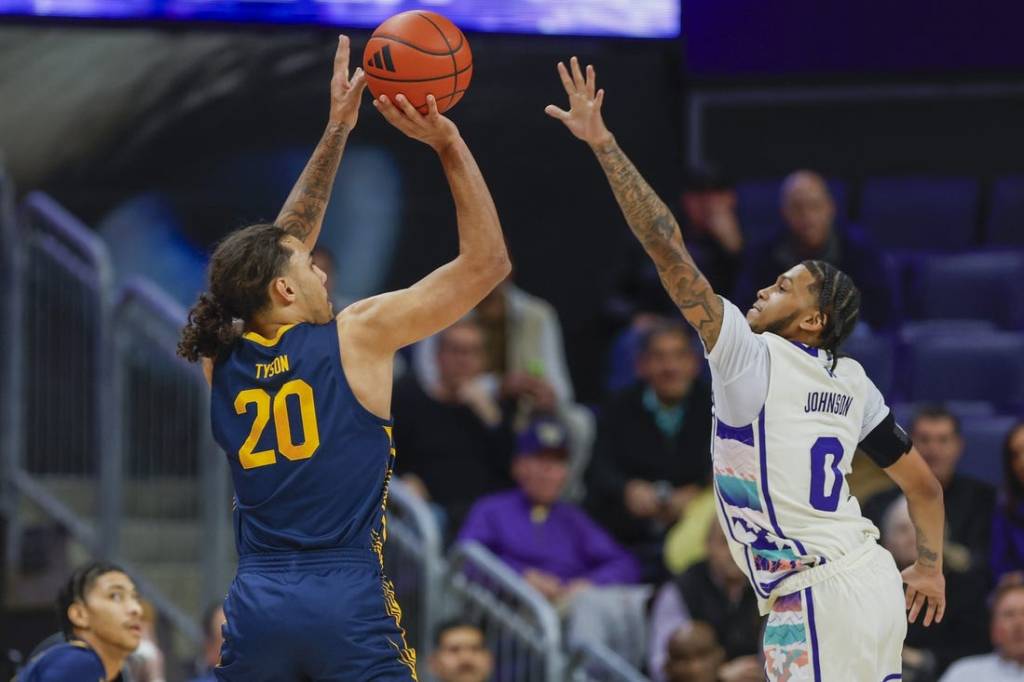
[367,45,396,73]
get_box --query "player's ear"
[68,600,90,630]
[799,308,827,335]
[270,277,297,304]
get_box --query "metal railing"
[383,478,446,667]
[567,641,652,682]
[446,541,565,682]
[0,160,22,570]
[3,193,220,650]
[111,278,233,627]
[10,192,114,559]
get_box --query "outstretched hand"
[373,93,460,152]
[902,562,946,627]
[544,56,613,148]
[329,35,368,129]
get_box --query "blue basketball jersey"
[210,322,394,558]
[17,641,106,682]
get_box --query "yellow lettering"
[255,355,291,380]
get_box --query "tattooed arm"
[886,447,947,627]
[545,57,724,350]
[276,35,367,249]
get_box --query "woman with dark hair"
[991,422,1024,583]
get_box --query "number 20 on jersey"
[233,379,321,469]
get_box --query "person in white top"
[547,57,947,681]
[941,579,1024,681]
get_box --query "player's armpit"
[337,253,510,354]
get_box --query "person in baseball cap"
[457,416,641,605]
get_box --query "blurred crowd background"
[3,1,1024,681]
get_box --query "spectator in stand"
[992,422,1024,583]
[864,405,996,584]
[941,576,1024,681]
[18,562,143,682]
[648,523,761,682]
[865,405,996,675]
[412,277,595,498]
[662,623,722,682]
[458,416,641,605]
[428,619,493,682]
[881,495,990,679]
[734,170,892,329]
[393,318,516,537]
[678,165,744,296]
[414,277,574,409]
[187,602,226,682]
[585,320,713,580]
[661,622,762,682]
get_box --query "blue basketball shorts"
[215,547,417,682]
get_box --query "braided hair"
[802,260,861,370]
[178,223,294,362]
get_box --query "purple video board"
[0,0,680,38]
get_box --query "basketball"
[363,11,473,115]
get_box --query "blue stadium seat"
[988,175,1024,246]
[860,176,979,250]
[736,177,848,243]
[905,332,1024,409]
[958,415,1019,488]
[909,251,1024,329]
[842,332,894,397]
[898,319,997,345]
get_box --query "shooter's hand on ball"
[373,93,460,152]
[329,35,368,130]
[545,56,613,148]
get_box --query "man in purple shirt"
[458,416,642,603]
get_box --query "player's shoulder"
[19,641,105,681]
[834,353,868,379]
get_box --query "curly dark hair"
[178,224,294,362]
[57,561,127,639]
[802,260,861,370]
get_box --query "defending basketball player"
[547,58,946,680]
[177,36,509,682]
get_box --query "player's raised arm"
[884,447,947,627]
[341,92,510,353]
[546,57,724,350]
[275,35,367,249]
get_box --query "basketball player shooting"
[177,36,510,682]
[547,57,946,681]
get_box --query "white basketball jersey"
[712,332,879,614]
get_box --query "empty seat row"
[843,325,1024,411]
